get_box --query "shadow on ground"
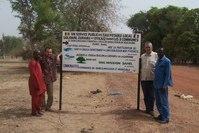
[50,108,152,122]
[0,107,31,119]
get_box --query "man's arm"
[163,60,172,88]
[56,52,62,64]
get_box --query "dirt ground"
[173,65,199,99]
[0,60,199,133]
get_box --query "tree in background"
[128,6,186,50]
[127,6,199,64]
[10,0,119,54]
[0,35,24,58]
[174,9,199,64]
[10,0,59,51]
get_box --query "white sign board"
[62,31,141,73]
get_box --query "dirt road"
[0,61,199,133]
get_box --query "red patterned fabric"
[28,60,46,95]
[28,59,46,113]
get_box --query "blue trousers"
[141,81,155,111]
[155,87,170,120]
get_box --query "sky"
[0,0,199,37]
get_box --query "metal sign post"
[136,35,142,110]
[59,54,63,110]
[137,57,141,110]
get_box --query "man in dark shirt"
[40,47,57,111]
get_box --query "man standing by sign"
[40,47,57,111]
[141,42,158,116]
[154,47,173,124]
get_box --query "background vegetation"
[127,6,199,64]
[0,0,118,59]
[1,2,199,64]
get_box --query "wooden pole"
[137,32,142,110]
[59,54,63,110]
[137,57,141,110]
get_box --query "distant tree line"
[127,6,199,64]
[0,35,24,59]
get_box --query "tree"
[0,35,24,57]
[127,11,149,33]
[127,6,187,50]
[162,33,177,62]
[127,6,199,64]
[174,9,199,64]
[10,0,36,49]
[10,0,119,52]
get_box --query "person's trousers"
[155,87,170,121]
[141,81,155,112]
[31,93,44,113]
[45,82,53,109]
